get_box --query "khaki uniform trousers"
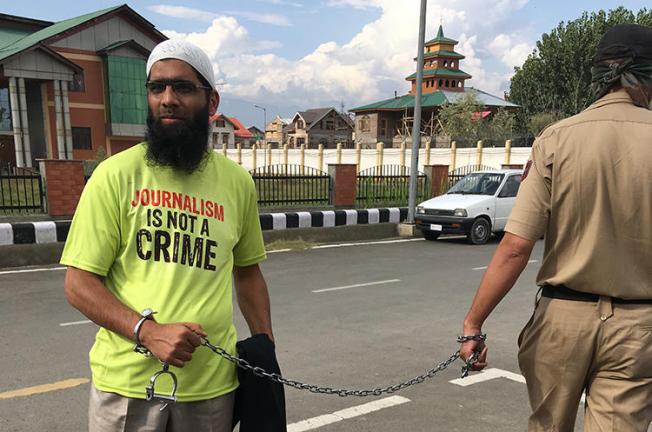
[89,385,235,432]
[518,294,652,432]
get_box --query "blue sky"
[3,1,648,127]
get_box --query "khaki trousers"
[518,295,652,432]
[89,385,234,432]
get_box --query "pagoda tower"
[406,25,471,94]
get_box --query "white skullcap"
[146,39,216,90]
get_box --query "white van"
[415,169,523,244]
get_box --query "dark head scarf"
[590,24,652,101]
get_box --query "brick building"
[0,5,166,168]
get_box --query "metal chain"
[199,334,487,397]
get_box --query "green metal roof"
[0,28,33,48]
[0,5,122,62]
[425,25,458,45]
[405,68,471,80]
[350,88,519,112]
[419,50,464,60]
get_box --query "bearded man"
[62,39,275,432]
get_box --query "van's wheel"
[467,218,491,245]
[423,231,440,241]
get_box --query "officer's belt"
[542,285,652,304]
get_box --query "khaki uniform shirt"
[506,90,652,299]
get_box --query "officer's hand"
[459,326,488,371]
[139,321,207,368]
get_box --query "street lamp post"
[253,104,267,145]
[407,0,427,224]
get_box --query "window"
[359,116,370,132]
[498,175,522,198]
[380,119,388,137]
[326,120,334,130]
[72,127,92,150]
[69,72,85,92]
[438,79,443,87]
[451,61,456,68]
[444,60,448,67]
[212,132,219,144]
[221,133,230,144]
[0,86,11,131]
[451,80,456,87]
[216,119,225,128]
[105,56,147,125]
[296,120,304,129]
[445,80,449,87]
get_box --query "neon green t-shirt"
[60,143,266,401]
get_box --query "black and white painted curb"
[0,208,408,246]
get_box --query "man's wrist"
[133,309,157,355]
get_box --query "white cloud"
[148,4,290,27]
[160,0,535,110]
[257,0,303,6]
[489,34,533,70]
[326,0,383,9]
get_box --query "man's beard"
[145,104,211,174]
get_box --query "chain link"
[199,334,487,397]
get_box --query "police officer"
[459,24,652,431]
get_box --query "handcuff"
[133,309,178,411]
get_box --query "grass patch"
[265,238,318,251]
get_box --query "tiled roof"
[229,117,254,138]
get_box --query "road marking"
[312,279,401,293]
[315,238,423,249]
[472,259,538,271]
[59,319,93,327]
[0,266,66,275]
[450,368,587,404]
[449,368,526,386]
[0,378,89,399]
[287,396,410,432]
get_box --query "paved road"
[0,236,593,431]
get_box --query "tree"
[509,7,652,118]
[437,93,485,146]
[528,112,563,136]
[489,108,516,141]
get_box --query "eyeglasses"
[145,80,211,96]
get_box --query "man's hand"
[459,340,488,371]
[139,321,207,368]
[459,324,488,371]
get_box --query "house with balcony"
[283,107,353,148]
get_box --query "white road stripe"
[315,238,423,249]
[472,259,538,271]
[59,320,93,327]
[287,396,410,432]
[313,279,400,293]
[0,266,66,275]
[449,368,526,387]
[450,368,586,404]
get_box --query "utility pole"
[253,104,267,144]
[407,0,427,224]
